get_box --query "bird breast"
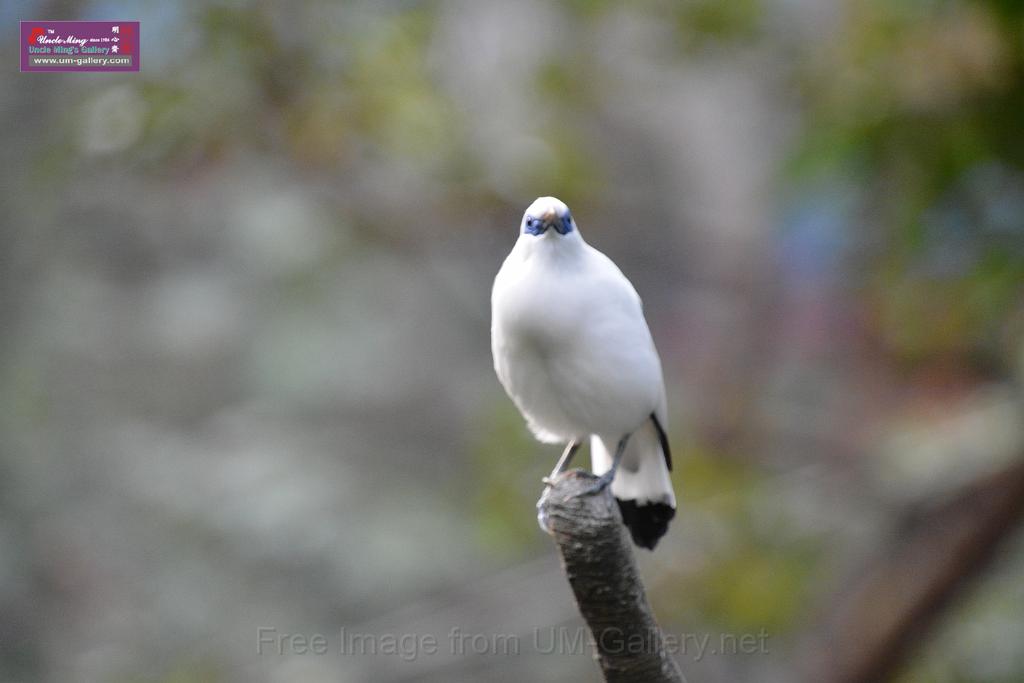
[491,251,662,439]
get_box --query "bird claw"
[536,487,553,534]
[576,472,613,497]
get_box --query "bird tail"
[591,418,676,550]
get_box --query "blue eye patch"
[524,216,546,235]
[523,212,574,236]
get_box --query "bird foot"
[575,471,614,497]
[536,487,553,534]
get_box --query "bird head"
[521,196,576,238]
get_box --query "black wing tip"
[616,498,676,550]
[650,412,672,471]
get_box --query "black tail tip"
[616,498,676,550]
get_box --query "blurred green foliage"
[674,0,762,49]
[469,403,551,560]
[793,0,1024,369]
[117,660,223,683]
[653,449,823,635]
[346,10,460,165]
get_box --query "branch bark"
[537,470,686,683]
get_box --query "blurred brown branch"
[805,458,1024,683]
[538,472,686,683]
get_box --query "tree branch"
[803,458,1024,683]
[537,470,686,683]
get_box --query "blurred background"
[3,0,1024,681]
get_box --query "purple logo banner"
[21,21,139,72]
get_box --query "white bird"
[491,196,676,549]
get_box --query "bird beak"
[538,208,560,233]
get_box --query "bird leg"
[543,440,582,485]
[579,433,631,496]
[537,440,582,533]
